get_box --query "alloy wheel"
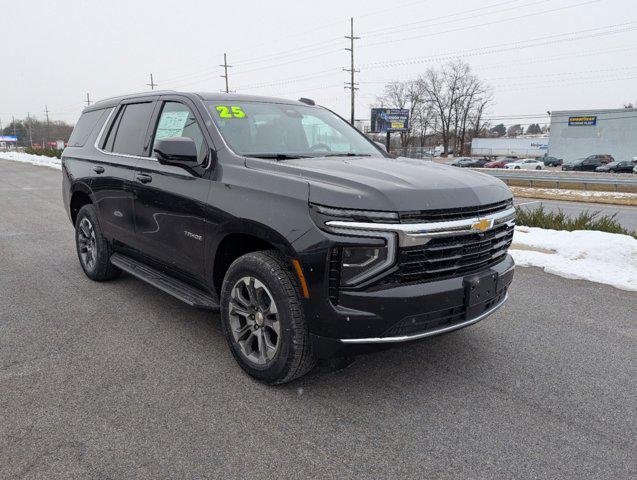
[78,217,97,271]
[228,276,281,365]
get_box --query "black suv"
[62,92,515,384]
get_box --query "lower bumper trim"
[340,293,509,344]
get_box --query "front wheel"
[536,165,542,170]
[220,251,317,384]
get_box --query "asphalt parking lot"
[1,159,635,479]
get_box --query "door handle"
[135,173,153,184]
[93,166,105,174]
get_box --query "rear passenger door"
[132,96,213,281]
[92,99,156,247]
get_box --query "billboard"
[0,135,18,142]
[371,108,410,133]
[568,115,597,126]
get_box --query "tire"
[514,166,520,169]
[75,204,121,281]
[535,165,542,170]
[220,250,317,384]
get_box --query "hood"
[248,156,512,212]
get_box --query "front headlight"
[310,204,398,287]
[329,230,396,287]
[340,245,390,286]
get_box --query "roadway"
[1,159,635,479]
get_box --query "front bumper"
[310,254,514,358]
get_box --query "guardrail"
[480,171,637,192]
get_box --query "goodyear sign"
[568,115,597,126]
[371,108,410,133]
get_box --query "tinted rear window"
[67,109,109,147]
[109,102,154,156]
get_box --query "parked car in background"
[505,158,544,170]
[633,165,637,174]
[585,154,614,164]
[484,157,518,168]
[450,157,473,167]
[457,157,490,168]
[541,156,563,167]
[595,161,635,173]
[562,157,603,171]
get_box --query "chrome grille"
[393,223,514,284]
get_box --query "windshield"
[206,101,382,158]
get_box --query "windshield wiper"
[245,153,314,160]
[323,153,372,157]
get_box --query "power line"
[361,0,603,48]
[361,22,637,70]
[343,17,360,125]
[361,0,547,38]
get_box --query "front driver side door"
[132,98,213,282]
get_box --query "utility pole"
[146,73,157,90]
[343,17,360,126]
[26,113,33,147]
[219,53,232,93]
[85,93,91,106]
[12,116,17,139]
[44,105,51,148]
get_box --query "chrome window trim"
[340,293,508,344]
[326,206,516,247]
[93,107,149,161]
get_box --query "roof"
[550,107,637,116]
[86,91,309,113]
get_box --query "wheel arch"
[211,221,298,296]
[69,183,96,225]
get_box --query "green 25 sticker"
[216,106,246,118]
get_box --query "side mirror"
[154,137,199,167]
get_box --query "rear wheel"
[535,165,542,170]
[75,204,121,281]
[220,251,316,384]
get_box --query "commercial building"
[548,108,637,162]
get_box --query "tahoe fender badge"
[184,231,203,241]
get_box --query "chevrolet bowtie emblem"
[471,218,492,232]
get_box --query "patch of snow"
[511,226,637,291]
[513,187,637,200]
[0,151,62,170]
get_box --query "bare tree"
[376,61,492,157]
[418,61,487,156]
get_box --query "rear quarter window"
[67,109,110,147]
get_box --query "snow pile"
[0,151,62,170]
[511,226,637,291]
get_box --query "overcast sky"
[2,0,636,126]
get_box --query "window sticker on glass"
[155,111,190,139]
[215,106,246,118]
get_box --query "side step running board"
[110,253,219,311]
